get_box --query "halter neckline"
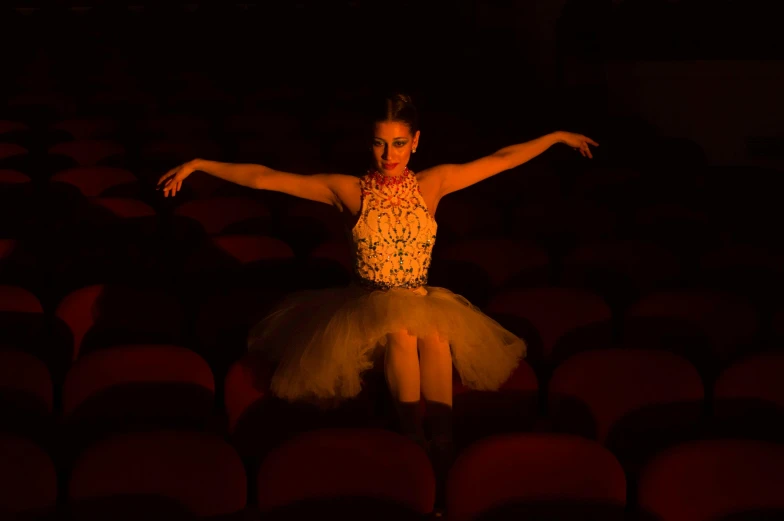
[366,167,413,187]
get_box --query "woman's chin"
[379,163,403,173]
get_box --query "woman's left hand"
[560,132,599,158]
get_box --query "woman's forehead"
[374,120,412,138]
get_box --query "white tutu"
[247,282,526,406]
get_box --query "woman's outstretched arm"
[156,158,352,206]
[423,131,598,198]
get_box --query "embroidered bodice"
[349,168,437,290]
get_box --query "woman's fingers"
[157,170,172,187]
[157,175,171,189]
[157,162,193,195]
[579,134,599,147]
[159,175,181,195]
[157,166,182,188]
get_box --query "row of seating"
[2,429,783,520]
[7,341,782,450]
[4,215,782,315]
[2,280,779,377]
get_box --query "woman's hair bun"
[366,90,419,134]
[391,92,413,105]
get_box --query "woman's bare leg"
[385,329,420,401]
[418,332,453,407]
[384,329,425,444]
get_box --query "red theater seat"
[637,439,784,521]
[446,433,626,521]
[256,428,435,519]
[0,435,58,519]
[548,348,704,472]
[54,284,185,361]
[62,345,215,441]
[486,287,614,365]
[713,352,784,441]
[68,430,246,519]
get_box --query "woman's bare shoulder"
[326,173,362,192]
[415,164,452,189]
[416,164,452,178]
[325,173,362,212]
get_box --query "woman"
[157,92,598,463]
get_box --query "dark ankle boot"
[424,401,453,444]
[424,401,455,508]
[392,400,427,450]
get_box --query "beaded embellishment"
[367,167,412,188]
[350,167,437,291]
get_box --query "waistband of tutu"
[352,277,428,295]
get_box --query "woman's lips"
[382,163,398,170]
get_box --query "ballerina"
[157,91,598,471]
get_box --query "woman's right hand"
[156,159,198,197]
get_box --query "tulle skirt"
[247,282,526,405]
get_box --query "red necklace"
[367,167,413,188]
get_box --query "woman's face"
[371,120,420,175]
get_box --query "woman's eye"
[394,142,406,147]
